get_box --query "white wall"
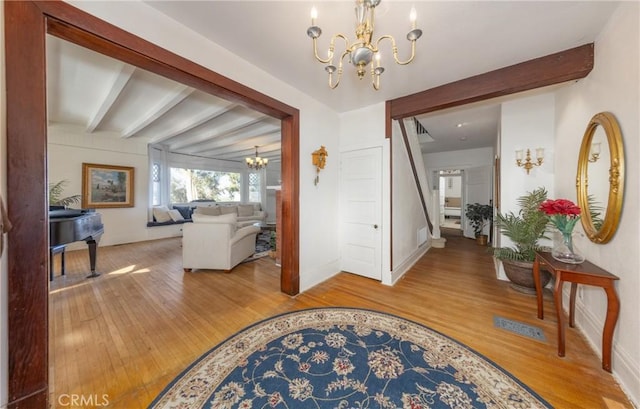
[338,103,392,284]
[554,2,639,404]
[391,121,429,283]
[499,93,555,216]
[423,147,494,176]
[495,93,557,275]
[48,124,184,249]
[443,175,462,198]
[298,103,341,291]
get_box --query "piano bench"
[50,245,66,281]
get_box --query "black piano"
[49,207,104,278]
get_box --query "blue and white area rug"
[149,308,552,409]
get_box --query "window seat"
[146,219,192,227]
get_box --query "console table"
[533,251,620,372]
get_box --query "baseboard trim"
[568,292,639,407]
[387,243,430,285]
[300,258,341,293]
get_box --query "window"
[248,172,261,202]
[170,167,241,203]
[151,162,161,206]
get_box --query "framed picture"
[82,163,135,208]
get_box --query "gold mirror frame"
[576,112,625,243]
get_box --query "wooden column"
[276,190,282,267]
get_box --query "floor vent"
[493,316,546,342]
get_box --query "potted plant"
[48,180,81,208]
[464,203,493,245]
[492,187,551,293]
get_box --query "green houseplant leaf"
[493,187,549,262]
[49,180,81,207]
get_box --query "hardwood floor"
[49,232,633,408]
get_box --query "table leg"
[86,238,100,278]
[554,273,565,357]
[569,282,578,328]
[61,250,66,277]
[533,256,544,320]
[602,285,620,372]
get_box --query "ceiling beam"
[121,85,194,138]
[148,101,238,144]
[212,142,282,160]
[182,123,280,154]
[389,43,594,120]
[86,63,135,132]
[169,110,268,150]
[197,132,281,157]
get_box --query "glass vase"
[551,230,585,264]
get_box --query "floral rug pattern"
[149,308,552,409]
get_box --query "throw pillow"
[219,206,237,215]
[195,206,221,216]
[152,206,172,223]
[173,206,193,220]
[238,204,254,217]
[168,209,184,222]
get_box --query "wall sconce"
[515,148,544,174]
[588,142,601,163]
[311,146,328,185]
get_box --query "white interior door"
[463,166,492,239]
[340,147,382,280]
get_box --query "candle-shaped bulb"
[535,147,544,160]
[409,7,417,29]
[375,53,381,67]
[591,142,601,155]
[515,150,523,161]
[311,7,318,25]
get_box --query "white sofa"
[185,202,266,225]
[182,213,260,272]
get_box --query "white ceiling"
[46,1,619,159]
[46,36,282,163]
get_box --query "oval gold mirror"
[576,112,625,243]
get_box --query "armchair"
[182,213,260,272]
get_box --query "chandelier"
[307,0,422,90]
[246,146,268,170]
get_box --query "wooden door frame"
[4,1,299,407]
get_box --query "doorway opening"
[439,170,463,230]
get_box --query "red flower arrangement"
[539,198,581,236]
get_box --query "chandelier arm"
[376,35,417,65]
[312,37,333,64]
[328,49,350,89]
[313,33,350,64]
